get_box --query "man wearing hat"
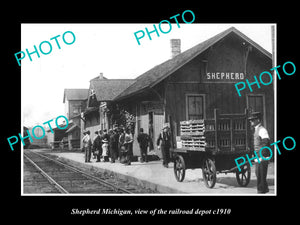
[248,112,270,194]
[137,128,150,163]
[92,131,102,162]
[82,130,92,163]
[109,127,119,163]
[157,123,171,168]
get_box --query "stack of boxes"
[180,120,206,151]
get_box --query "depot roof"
[114,27,272,101]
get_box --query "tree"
[108,104,135,133]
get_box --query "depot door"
[247,94,266,126]
[149,111,164,158]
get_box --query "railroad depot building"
[114,27,274,157]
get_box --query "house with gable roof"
[63,88,89,149]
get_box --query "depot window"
[185,94,206,120]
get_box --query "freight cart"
[172,108,252,188]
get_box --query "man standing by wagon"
[249,112,270,194]
[157,124,172,168]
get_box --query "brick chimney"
[99,72,104,79]
[170,39,181,58]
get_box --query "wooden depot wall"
[165,36,274,142]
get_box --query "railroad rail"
[23,150,135,194]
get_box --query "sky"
[21,23,274,127]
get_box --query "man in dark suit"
[109,128,119,163]
[93,131,102,162]
[157,124,171,168]
[137,128,150,163]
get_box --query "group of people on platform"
[82,127,133,165]
[81,124,172,168]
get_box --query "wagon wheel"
[173,155,186,182]
[236,163,251,187]
[202,158,216,188]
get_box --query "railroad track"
[23,155,61,193]
[23,150,135,194]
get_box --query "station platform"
[41,150,275,195]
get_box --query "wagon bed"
[171,108,252,188]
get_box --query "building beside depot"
[82,73,135,142]
[46,88,88,150]
[60,26,274,158]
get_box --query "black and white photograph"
[3,4,300,221]
[20,23,276,195]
